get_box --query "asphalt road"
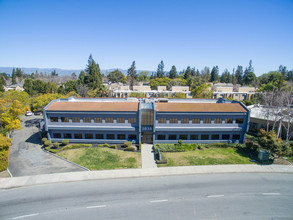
[0,173,292,220]
[8,115,84,177]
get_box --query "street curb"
[41,147,90,171]
[0,164,293,189]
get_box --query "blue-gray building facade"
[43,97,250,144]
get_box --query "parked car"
[34,111,42,116]
[25,111,33,116]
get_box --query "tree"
[127,61,137,90]
[32,93,64,111]
[0,76,5,92]
[243,71,256,85]
[87,85,109,97]
[279,65,287,77]
[107,69,126,84]
[191,83,212,98]
[149,77,172,90]
[201,66,211,82]
[220,69,232,83]
[156,60,165,78]
[11,68,16,84]
[169,65,177,79]
[257,129,285,156]
[137,71,150,82]
[23,78,34,96]
[210,66,220,82]
[86,54,102,89]
[183,66,192,80]
[76,84,89,97]
[235,65,243,84]
[51,70,58,77]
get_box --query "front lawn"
[158,147,256,167]
[57,147,141,170]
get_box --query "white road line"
[86,205,107,209]
[207,195,225,198]
[262,193,281,196]
[12,213,39,219]
[150,199,168,203]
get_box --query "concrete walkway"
[1,164,293,189]
[141,144,157,168]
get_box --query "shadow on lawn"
[236,147,274,165]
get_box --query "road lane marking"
[262,193,280,196]
[150,199,168,203]
[12,213,39,219]
[86,205,107,209]
[207,195,224,198]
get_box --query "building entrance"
[141,132,153,144]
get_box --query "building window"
[106,134,115,139]
[201,134,209,140]
[118,134,126,139]
[117,117,125,123]
[214,118,222,124]
[50,117,58,122]
[179,134,188,140]
[85,134,93,139]
[236,118,244,124]
[83,117,91,123]
[211,134,220,140]
[232,134,240,140]
[192,118,200,124]
[158,118,166,124]
[105,117,114,123]
[222,134,230,140]
[74,133,82,139]
[158,134,166,140]
[128,134,137,140]
[72,117,80,123]
[170,118,178,124]
[128,118,136,124]
[94,117,102,123]
[203,118,211,124]
[190,134,198,140]
[225,118,233,124]
[181,118,189,124]
[96,134,103,139]
[53,133,61,138]
[64,133,72,139]
[168,135,177,140]
[61,117,69,122]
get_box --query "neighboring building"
[4,84,24,92]
[43,97,249,144]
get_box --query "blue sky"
[0,0,292,76]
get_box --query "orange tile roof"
[46,102,138,112]
[156,103,247,112]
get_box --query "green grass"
[57,147,141,170]
[158,147,256,167]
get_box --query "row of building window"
[157,118,243,124]
[156,134,241,140]
[50,117,137,124]
[52,133,137,140]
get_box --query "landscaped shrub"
[71,144,92,148]
[139,142,142,150]
[44,140,52,146]
[109,145,117,149]
[62,139,69,146]
[53,142,59,148]
[98,143,110,148]
[124,141,132,148]
[124,146,135,151]
[178,139,183,146]
[41,138,48,143]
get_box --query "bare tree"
[76,84,89,97]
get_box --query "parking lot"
[8,115,85,177]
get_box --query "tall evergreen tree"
[243,60,256,85]
[220,69,231,83]
[127,61,137,90]
[247,60,254,73]
[11,68,16,84]
[169,65,177,79]
[235,65,243,84]
[210,66,220,82]
[184,66,192,80]
[279,65,287,78]
[156,60,165,78]
[86,54,102,89]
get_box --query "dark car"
[34,111,42,116]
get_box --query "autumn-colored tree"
[32,93,64,111]
[0,134,12,171]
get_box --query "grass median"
[158,147,256,167]
[57,147,141,170]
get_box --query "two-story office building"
[43,97,250,144]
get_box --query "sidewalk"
[1,164,293,189]
[141,144,157,169]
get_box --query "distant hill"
[0,67,155,76]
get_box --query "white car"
[25,111,33,116]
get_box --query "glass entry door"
[141,132,153,144]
